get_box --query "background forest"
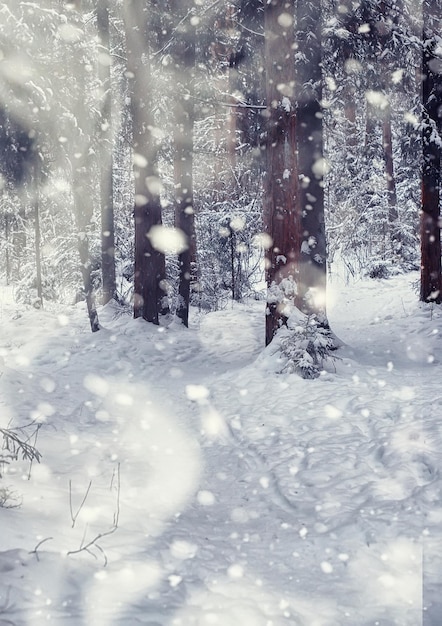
[0,0,439,347]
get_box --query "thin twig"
[232,17,264,38]
[69,479,92,528]
[29,537,53,562]
[27,423,42,480]
[94,542,108,567]
[112,463,121,526]
[220,101,266,110]
[152,9,193,57]
[67,464,121,566]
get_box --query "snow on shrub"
[0,425,41,507]
[259,308,336,379]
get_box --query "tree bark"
[264,0,299,346]
[296,0,327,319]
[170,0,197,327]
[420,1,442,303]
[97,0,116,305]
[68,0,100,332]
[124,1,169,323]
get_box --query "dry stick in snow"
[26,422,42,480]
[69,478,92,528]
[29,537,54,562]
[67,464,121,566]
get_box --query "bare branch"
[29,537,53,562]
[67,464,121,566]
[220,102,266,110]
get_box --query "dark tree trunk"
[124,1,169,323]
[420,2,442,303]
[97,0,116,305]
[170,0,197,327]
[264,0,299,346]
[174,121,195,327]
[296,0,327,318]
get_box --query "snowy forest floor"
[0,271,441,626]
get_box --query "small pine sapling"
[278,313,336,379]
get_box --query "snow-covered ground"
[0,272,441,625]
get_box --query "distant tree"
[324,0,419,276]
[32,153,43,307]
[0,109,33,187]
[0,109,34,282]
[68,0,100,332]
[420,0,442,303]
[97,0,116,305]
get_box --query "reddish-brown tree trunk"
[296,0,327,318]
[264,0,299,346]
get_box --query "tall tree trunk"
[97,0,116,305]
[169,0,197,327]
[124,1,168,323]
[296,0,327,319]
[420,1,442,303]
[68,0,100,332]
[174,112,196,328]
[264,0,299,346]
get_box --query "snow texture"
[0,272,441,625]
